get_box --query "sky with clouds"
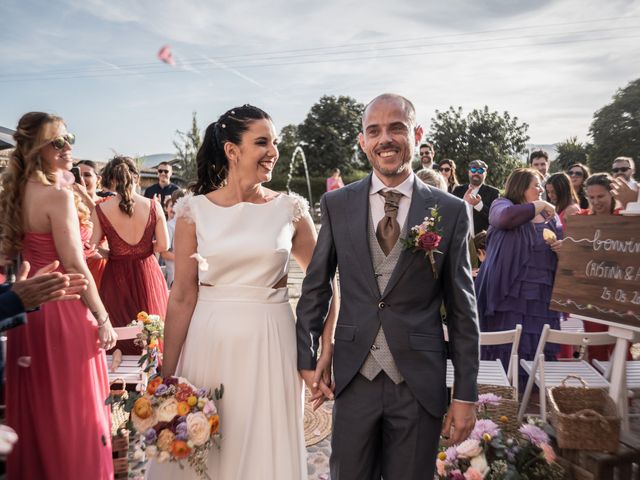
[1,0,639,160]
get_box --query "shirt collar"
[370,171,415,198]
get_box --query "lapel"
[382,178,437,297]
[346,174,380,298]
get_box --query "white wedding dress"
[146,193,307,480]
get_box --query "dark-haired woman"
[150,105,336,480]
[545,172,582,230]
[438,158,459,193]
[0,112,115,479]
[475,168,563,381]
[567,163,590,209]
[91,156,169,354]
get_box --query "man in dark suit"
[297,94,479,480]
[452,159,500,235]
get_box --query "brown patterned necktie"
[376,190,403,255]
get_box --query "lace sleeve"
[173,193,196,224]
[289,193,310,223]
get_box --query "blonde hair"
[0,113,60,257]
[0,112,89,258]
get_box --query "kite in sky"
[157,45,175,66]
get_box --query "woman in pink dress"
[0,112,116,479]
[91,156,169,355]
[326,167,345,191]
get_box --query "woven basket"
[477,384,520,437]
[108,378,130,437]
[548,375,620,452]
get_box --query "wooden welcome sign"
[550,215,640,330]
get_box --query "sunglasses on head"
[50,133,75,150]
[612,167,630,173]
[568,170,584,177]
[439,167,451,172]
[158,169,170,174]
[469,167,485,174]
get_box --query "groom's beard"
[371,160,412,178]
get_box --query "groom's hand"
[441,400,476,446]
[300,369,334,410]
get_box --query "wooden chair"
[106,326,147,391]
[518,324,616,422]
[445,325,522,396]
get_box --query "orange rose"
[137,311,149,322]
[147,376,163,395]
[171,440,192,459]
[177,401,191,416]
[209,415,220,435]
[133,397,153,419]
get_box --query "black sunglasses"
[469,167,485,174]
[419,151,433,157]
[439,167,451,172]
[568,170,584,177]
[50,133,75,150]
[612,167,630,173]
[158,169,170,174]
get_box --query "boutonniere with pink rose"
[402,206,443,279]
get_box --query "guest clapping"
[475,168,563,379]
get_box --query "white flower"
[470,453,489,475]
[156,398,179,423]
[187,412,211,446]
[456,438,482,458]
[190,253,209,271]
[133,448,144,461]
[145,445,158,458]
[203,399,217,416]
[157,451,170,463]
[131,411,158,433]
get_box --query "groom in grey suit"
[297,94,479,479]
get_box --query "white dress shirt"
[369,171,415,227]
[465,185,484,236]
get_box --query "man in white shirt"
[414,142,435,171]
[612,156,638,190]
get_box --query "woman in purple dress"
[475,168,563,376]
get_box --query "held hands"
[300,344,335,411]
[463,186,481,207]
[441,400,476,446]
[11,260,88,310]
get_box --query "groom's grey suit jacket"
[296,174,480,417]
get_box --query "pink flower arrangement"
[403,207,443,278]
[436,418,564,479]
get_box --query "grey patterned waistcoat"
[359,212,406,384]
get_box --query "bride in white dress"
[147,105,336,480]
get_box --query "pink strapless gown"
[6,232,114,480]
[96,200,168,355]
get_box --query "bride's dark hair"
[192,105,271,195]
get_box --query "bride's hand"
[311,344,335,410]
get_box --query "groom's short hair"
[362,93,416,128]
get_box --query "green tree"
[588,78,640,177]
[297,95,366,176]
[428,106,529,188]
[273,124,299,177]
[173,111,202,185]
[552,137,588,173]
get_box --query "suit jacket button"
[378,301,386,309]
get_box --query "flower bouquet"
[436,418,565,479]
[402,207,443,278]
[128,375,224,479]
[128,311,164,377]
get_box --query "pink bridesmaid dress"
[6,232,114,479]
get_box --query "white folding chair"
[593,359,640,396]
[518,324,616,422]
[106,325,148,391]
[445,325,522,396]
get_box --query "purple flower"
[476,393,501,406]
[519,424,549,446]
[144,428,157,444]
[154,384,168,396]
[176,432,189,441]
[470,419,500,440]
[177,416,187,424]
[163,377,179,387]
[176,423,188,435]
[445,446,458,463]
[197,388,208,397]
